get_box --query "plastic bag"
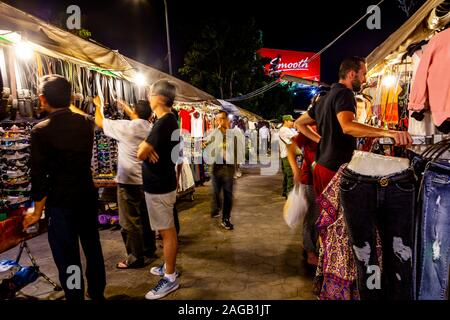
[283,184,309,228]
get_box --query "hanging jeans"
[340,167,416,300]
[418,160,450,300]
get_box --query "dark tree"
[179,19,293,120]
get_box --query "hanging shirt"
[409,28,450,126]
[191,110,204,138]
[178,108,192,134]
[103,118,152,185]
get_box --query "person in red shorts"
[287,124,320,266]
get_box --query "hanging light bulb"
[382,75,396,87]
[14,40,34,60]
[134,72,146,86]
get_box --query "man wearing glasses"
[137,80,180,300]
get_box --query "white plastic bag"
[283,184,309,228]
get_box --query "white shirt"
[279,126,297,158]
[103,119,152,185]
[259,126,270,139]
[191,111,204,138]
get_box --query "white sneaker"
[145,277,179,300]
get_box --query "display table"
[0,208,47,254]
[93,179,117,188]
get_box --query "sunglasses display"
[92,129,118,178]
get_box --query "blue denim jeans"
[340,168,416,300]
[418,160,450,300]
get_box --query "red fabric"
[0,208,47,253]
[313,163,337,197]
[295,127,318,185]
[178,109,192,133]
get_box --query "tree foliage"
[179,19,293,120]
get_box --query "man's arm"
[287,137,301,184]
[117,100,138,120]
[23,197,46,229]
[137,140,159,163]
[93,96,104,128]
[295,113,321,144]
[25,129,49,229]
[337,111,412,146]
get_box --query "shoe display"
[144,277,179,300]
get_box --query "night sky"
[4,0,424,86]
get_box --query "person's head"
[215,110,230,130]
[134,100,152,120]
[282,115,295,128]
[148,79,176,111]
[38,75,72,111]
[338,56,367,92]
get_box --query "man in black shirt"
[137,80,180,300]
[295,57,412,196]
[23,75,105,300]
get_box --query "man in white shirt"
[279,115,298,198]
[71,98,155,269]
[259,123,270,156]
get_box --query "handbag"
[283,184,309,228]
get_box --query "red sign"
[258,48,320,81]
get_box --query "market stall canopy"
[217,99,264,122]
[0,1,217,103]
[366,0,444,76]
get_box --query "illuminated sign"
[258,48,320,81]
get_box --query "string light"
[134,72,146,86]
[14,40,33,60]
[382,75,396,87]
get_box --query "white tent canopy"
[0,1,216,103]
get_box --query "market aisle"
[0,165,316,300]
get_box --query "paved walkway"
[1,165,316,300]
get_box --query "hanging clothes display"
[315,164,383,300]
[409,28,450,128]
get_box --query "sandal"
[116,260,130,269]
[116,260,146,269]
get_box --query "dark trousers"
[340,168,416,300]
[117,184,156,265]
[47,205,106,301]
[281,157,293,197]
[211,164,235,221]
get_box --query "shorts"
[144,190,177,231]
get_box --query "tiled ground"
[1,165,316,300]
